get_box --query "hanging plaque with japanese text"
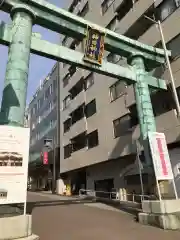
[84,26,105,65]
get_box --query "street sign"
[83,26,105,65]
[148,132,174,180]
[44,138,53,148]
[0,126,29,205]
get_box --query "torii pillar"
[0,4,35,126]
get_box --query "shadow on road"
[23,198,96,214]
[95,198,141,218]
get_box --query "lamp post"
[144,15,180,117]
[44,138,56,194]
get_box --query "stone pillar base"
[139,212,180,230]
[16,234,39,240]
[0,214,39,240]
[138,199,180,230]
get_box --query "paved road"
[27,192,180,240]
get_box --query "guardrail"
[79,189,156,203]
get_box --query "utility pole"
[144,15,180,117]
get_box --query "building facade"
[59,0,180,197]
[28,63,60,190]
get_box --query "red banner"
[43,152,48,165]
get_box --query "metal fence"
[79,189,156,203]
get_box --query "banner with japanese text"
[0,126,30,204]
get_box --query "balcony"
[66,37,74,48]
[139,6,180,46]
[61,91,85,122]
[61,145,107,173]
[86,113,98,134]
[113,0,124,12]
[101,0,117,27]
[61,147,87,173]
[115,0,154,35]
[66,68,83,91]
[70,90,86,113]
[70,117,87,139]
[78,0,89,13]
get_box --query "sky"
[0,0,65,104]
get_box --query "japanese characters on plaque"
[84,26,105,65]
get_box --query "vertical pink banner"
[43,152,48,165]
[156,137,168,176]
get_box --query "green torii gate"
[0,0,169,166]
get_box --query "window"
[71,132,87,152]
[36,132,40,140]
[48,101,53,111]
[70,39,80,50]
[156,0,177,22]
[63,67,77,87]
[53,79,57,91]
[78,2,89,17]
[113,115,131,138]
[87,130,99,149]
[49,84,53,95]
[50,119,53,128]
[106,16,118,31]
[167,33,180,60]
[84,72,94,90]
[151,88,174,116]
[62,36,68,46]
[33,104,37,114]
[63,73,71,87]
[31,108,33,117]
[125,6,155,40]
[37,99,41,109]
[69,0,81,13]
[129,104,138,127]
[32,123,35,130]
[69,77,84,99]
[63,95,71,110]
[110,80,127,101]
[115,0,139,22]
[69,66,76,75]
[64,144,72,159]
[63,118,71,133]
[45,87,50,100]
[101,0,115,15]
[85,99,96,118]
[38,115,41,124]
[71,104,84,124]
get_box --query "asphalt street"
[27,192,180,240]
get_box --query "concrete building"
[28,63,60,190]
[59,0,180,197]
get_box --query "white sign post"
[148,132,178,200]
[0,126,30,215]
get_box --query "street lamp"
[44,138,56,194]
[144,15,180,117]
